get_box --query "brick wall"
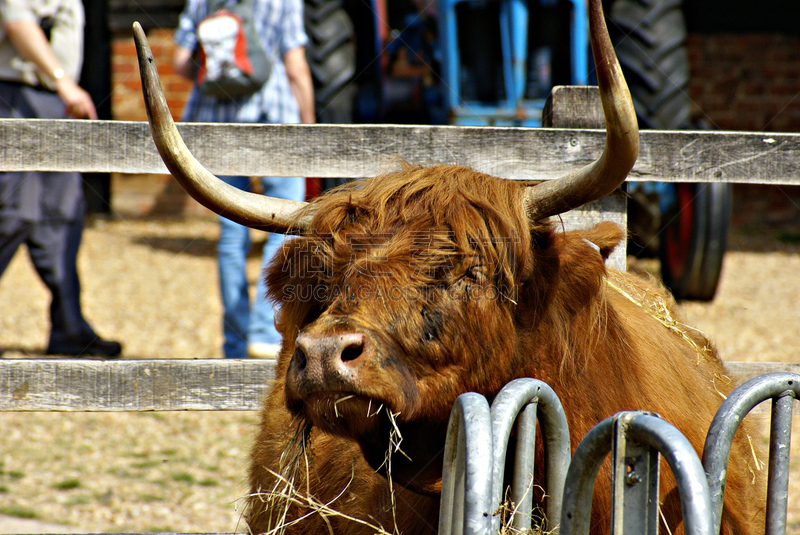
[687,33,800,132]
[111,28,192,122]
[685,34,800,230]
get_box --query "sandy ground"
[0,212,798,533]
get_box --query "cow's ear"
[549,228,608,312]
[580,221,624,261]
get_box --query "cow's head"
[133,0,637,496]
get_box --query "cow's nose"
[292,332,369,387]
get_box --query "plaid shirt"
[174,0,308,124]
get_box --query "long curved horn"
[133,22,311,234]
[522,0,639,220]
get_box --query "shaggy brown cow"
[133,1,765,533]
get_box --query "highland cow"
[133,1,765,532]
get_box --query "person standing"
[0,0,122,357]
[173,0,315,359]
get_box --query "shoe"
[247,342,281,359]
[46,336,122,358]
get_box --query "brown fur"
[247,164,765,534]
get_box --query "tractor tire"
[304,0,357,124]
[607,0,690,129]
[608,0,731,301]
[659,182,732,301]
[303,0,357,193]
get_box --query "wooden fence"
[2,358,797,412]
[4,96,800,184]
[1,86,799,532]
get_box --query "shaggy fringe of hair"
[278,163,532,296]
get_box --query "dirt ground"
[1,184,799,533]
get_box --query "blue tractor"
[303,0,731,301]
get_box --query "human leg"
[217,176,253,359]
[0,218,29,277]
[247,176,305,355]
[29,216,90,336]
[0,168,33,276]
[0,84,120,356]
[28,216,122,357]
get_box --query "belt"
[0,78,56,93]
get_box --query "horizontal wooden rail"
[0,359,274,411]
[1,359,796,412]
[2,119,800,184]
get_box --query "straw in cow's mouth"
[248,466,395,535]
[251,407,406,534]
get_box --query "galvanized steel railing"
[439,391,494,535]
[559,412,713,535]
[489,379,571,533]
[703,372,800,535]
[440,372,798,535]
[439,378,571,535]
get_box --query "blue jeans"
[217,175,305,359]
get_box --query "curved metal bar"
[489,378,571,533]
[702,372,800,535]
[510,401,538,531]
[562,412,714,535]
[627,413,714,535]
[439,392,494,535]
[559,416,614,535]
[766,393,794,535]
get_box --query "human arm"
[172,0,200,81]
[3,18,97,119]
[283,46,315,124]
[390,48,433,81]
[172,44,196,80]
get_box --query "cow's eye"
[420,307,443,342]
[464,265,488,284]
[302,302,325,326]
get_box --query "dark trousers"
[0,81,95,345]
[0,212,94,342]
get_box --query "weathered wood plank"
[543,85,605,130]
[0,116,628,269]
[726,361,800,382]
[2,119,800,184]
[0,359,274,411]
[1,359,795,412]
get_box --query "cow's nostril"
[293,347,307,371]
[341,342,364,363]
